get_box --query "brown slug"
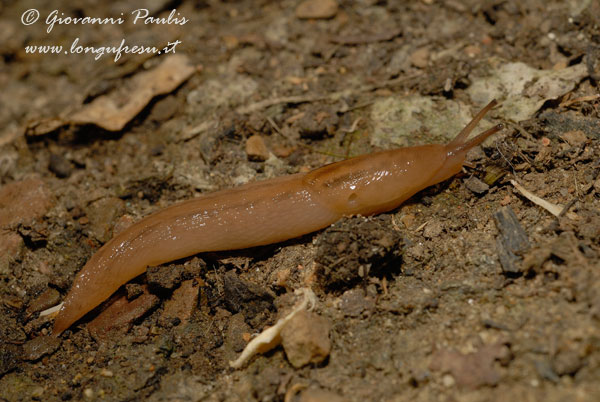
[52,100,502,335]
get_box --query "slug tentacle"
[447,99,498,148]
[451,124,504,154]
[52,99,501,336]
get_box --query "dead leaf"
[24,117,65,137]
[70,54,195,131]
[26,55,195,135]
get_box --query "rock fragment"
[281,310,331,368]
[21,336,61,361]
[464,176,490,195]
[230,288,316,368]
[87,288,159,341]
[147,264,186,291]
[159,279,200,327]
[0,230,23,274]
[246,135,270,161]
[315,216,402,290]
[85,197,125,243]
[429,343,510,388]
[0,178,54,227]
[552,350,583,376]
[423,220,443,239]
[224,313,252,362]
[223,270,274,316]
[339,289,375,317]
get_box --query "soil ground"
[1,1,599,401]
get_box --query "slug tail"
[52,308,70,336]
[448,99,498,147]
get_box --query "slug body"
[53,100,501,335]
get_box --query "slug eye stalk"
[451,123,504,155]
[447,99,498,148]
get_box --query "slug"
[52,100,502,336]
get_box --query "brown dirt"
[1,1,600,401]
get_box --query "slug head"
[426,122,503,187]
[425,100,502,186]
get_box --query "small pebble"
[150,96,179,122]
[31,386,44,399]
[464,45,481,57]
[112,214,135,236]
[400,213,416,229]
[245,135,270,161]
[72,373,83,385]
[296,0,338,19]
[423,220,443,239]
[48,153,73,178]
[442,374,455,387]
[465,176,490,195]
[125,283,144,300]
[410,47,429,68]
